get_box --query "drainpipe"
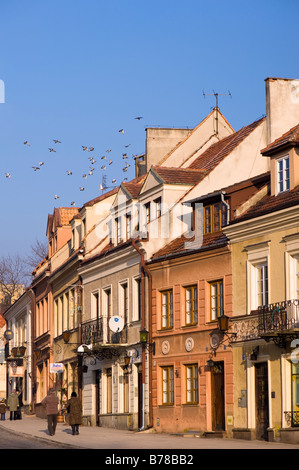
[132,238,153,430]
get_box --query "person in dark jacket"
[41,388,59,436]
[67,391,82,435]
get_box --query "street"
[0,427,77,449]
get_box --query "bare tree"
[0,254,26,306]
[23,238,48,273]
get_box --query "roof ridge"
[157,108,234,166]
[188,116,265,170]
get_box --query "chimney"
[265,77,299,145]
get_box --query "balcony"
[81,317,128,347]
[257,299,299,348]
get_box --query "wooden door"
[255,362,269,440]
[211,361,225,431]
[95,369,101,426]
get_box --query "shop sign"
[50,363,64,373]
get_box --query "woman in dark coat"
[67,391,82,435]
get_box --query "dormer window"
[277,155,290,193]
[204,202,228,234]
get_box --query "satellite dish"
[109,316,124,333]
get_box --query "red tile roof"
[122,175,146,199]
[84,187,118,207]
[188,117,265,171]
[150,231,228,261]
[152,166,206,185]
[230,184,299,224]
[261,123,299,156]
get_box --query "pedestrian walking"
[16,388,23,420]
[67,391,82,435]
[41,388,59,436]
[0,399,6,420]
[7,390,19,421]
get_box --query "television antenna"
[202,90,232,134]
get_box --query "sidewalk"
[0,413,299,450]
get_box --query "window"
[161,290,173,329]
[125,213,131,240]
[210,280,223,321]
[120,282,128,322]
[123,371,129,413]
[186,365,199,404]
[185,286,198,325]
[145,202,151,224]
[132,278,142,322]
[106,368,112,414]
[256,264,268,307]
[116,217,121,244]
[277,156,290,193]
[154,197,162,219]
[162,366,174,405]
[204,202,228,234]
[92,291,100,319]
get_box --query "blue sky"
[0,0,298,261]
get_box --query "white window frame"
[132,276,142,322]
[276,155,290,194]
[245,242,270,314]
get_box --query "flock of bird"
[3,117,144,206]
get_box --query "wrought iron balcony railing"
[258,299,299,333]
[284,411,299,427]
[81,317,128,346]
[257,299,299,347]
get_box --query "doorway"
[255,362,269,440]
[138,367,143,429]
[211,361,225,431]
[95,369,101,426]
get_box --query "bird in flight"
[122,153,127,159]
[101,165,106,170]
[89,147,94,151]
[24,140,30,146]
[32,166,40,171]
[125,144,131,148]
[89,157,96,164]
[49,148,56,152]
[112,178,117,184]
[82,146,89,151]
[71,201,76,206]
[109,160,113,165]
[119,129,124,134]
[54,194,59,199]
[135,116,143,120]
[106,149,112,153]
[53,139,61,144]
[5,172,11,178]
[80,187,85,191]
[39,162,44,166]
[66,170,72,175]
[82,174,87,179]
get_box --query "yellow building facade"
[224,124,299,443]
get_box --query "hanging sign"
[9,365,24,377]
[50,363,64,374]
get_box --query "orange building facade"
[146,174,269,435]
